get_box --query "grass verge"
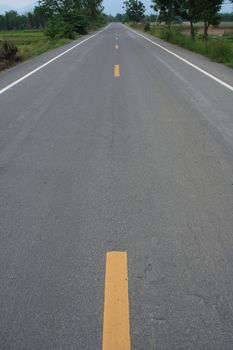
[0,30,76,71]
[130,23,233,68]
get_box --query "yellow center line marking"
[115,44,119,49]
[102,252,131,350]
[114,64,120,78]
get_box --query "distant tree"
[219,12,233,22]
[0,15,6,30]
[27,12,35,28]
[107,13,127,23]
[123,0,145,23]
[4,11,20,30]
[115,13,125,22]
[145,13,157,22]
[33,5,48,28]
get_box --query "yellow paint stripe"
[102,252,131,350]
[114,64,120,78]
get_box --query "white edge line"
[126,26,233,92]
[0,28,107,96]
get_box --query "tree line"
[1,0,233,41]
[123,0,233,39]
[0,6,47,30]
[0,0,106,38]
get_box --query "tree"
[152,0,182,27]
[123,0,145,23]
[40,0,104,38]
[4,11,20,30]
[107,13,127,23]
[0,0,105,34]
[199,0,223,39]
[180,0,203,38]
[145,13,157,22]
[84,0,104,19]
[219,12,233,22]
[33,5,48,28]
[115,13,126,22]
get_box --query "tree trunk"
[190,19,195,38]
[204,20,209,40]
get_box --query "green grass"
[0,30,75,68]
[131,24,233,68]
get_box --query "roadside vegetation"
[131,23,233,67]
[0,0,107,71]
[119,0,233,68]
[0,30,73,70]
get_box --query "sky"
[0,0,232,15]
[103,0,233,15]
[103,0,151,15]
[0,0,33,6]
[0,0,153,14]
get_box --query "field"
[0,30,73,60]
[179,21,233,36]
[0,30,74,70]
[132,22,233,68]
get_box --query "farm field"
[180,21,233,36]
[0,30,72,60]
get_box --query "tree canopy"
[151,0,233,38]
[0,0,106,38]
[123,0,146,23]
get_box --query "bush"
[159,28,174,41]
[144,22,151,32]
[68,14,88,34]
[45,12,92,39]
[46,17,76,40]
[0,40,21,71]
[206,39,233,63]
[0,40,18,61]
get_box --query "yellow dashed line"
[102,252,131,350]
[114,64,120,77]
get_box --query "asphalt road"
[0,23,233,349]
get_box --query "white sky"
[0,0,151,13]
[0,0,33,6]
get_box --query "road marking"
[126,26,233,92]
[0,28,107,96]
[114,64,120,77]
[102,252,131,350]
[115,44,119,49]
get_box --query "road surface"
[0,23,233,349]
